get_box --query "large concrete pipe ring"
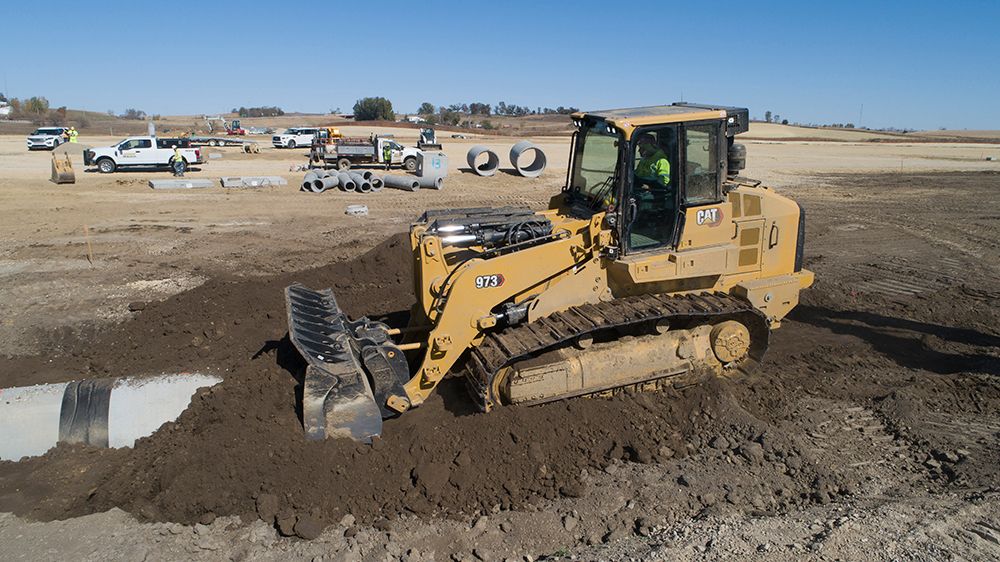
[369,176,384,192]
[467,145,499,177]
[348,172,371,193]
[360,170,375,181]
[0,374,222,461]
[417,176,443,190]
[337,172,356,192]
[383,175,420,192]
[509,141,547,178]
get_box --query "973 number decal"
[475,274,505,288]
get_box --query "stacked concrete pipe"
[0,373,222,461]
[311,175,339,193]
[337,172,357,192]
[510,141,547,177]
[301,170,321,191]
[467,145,500,177]
[348,172,371,193]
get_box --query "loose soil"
[1,165,999,559]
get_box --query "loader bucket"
[51,154,75,184]
[284,284,410,442]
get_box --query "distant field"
[918,129,1000,139]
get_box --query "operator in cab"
[634,133,670,189]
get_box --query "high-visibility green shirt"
[383,146,392,161]
[171,149,182,162]
[636,149,671,186]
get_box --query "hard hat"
[171,144,177,148]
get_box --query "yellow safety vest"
[636,149,671,185]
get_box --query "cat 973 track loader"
[284,103,814,442]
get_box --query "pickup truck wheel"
[404,157,417,172]
[97,158,116,173]
[288,140,297,149]
[337,158,351,171]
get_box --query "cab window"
[120,139,151,150]
[683,123,721,205]
[627,125,679,251]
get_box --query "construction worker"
[68,127,78,143]
[169,145,185,177]
[383,143,392,171]
[634,133,670,188]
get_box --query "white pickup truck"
[84,137,205,173]
[272,128,318,149]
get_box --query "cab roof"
[572,103,749,137]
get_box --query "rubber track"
[465,292,769,410]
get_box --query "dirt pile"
[0,232,848,535]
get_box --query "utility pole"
[859,103,864,128]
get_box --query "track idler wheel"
[710,320,751,363]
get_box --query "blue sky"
[1,0,997,130]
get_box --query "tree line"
[231,106,285,118]
[418,101,578,117]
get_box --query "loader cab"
[625,119,725,252]
[568,104,746,257]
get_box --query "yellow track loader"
[285,103,814,441]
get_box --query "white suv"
[27,127,69,150]
[272,128,318,149]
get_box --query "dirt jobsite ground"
[0,127,999,561]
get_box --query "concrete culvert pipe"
[383,174,420,192]
[467,145,499,177]
[302,170,320,190]
[510,140,547,178]
[311,177,337,193]
[337,172,356,192]
[417,176,443,190]
[369,176,384,192]
[360,170,375,181]
[0,373,222,461]
[348,172,371,193]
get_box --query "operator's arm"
[655,158,671,186]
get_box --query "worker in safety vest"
[634,133,670,188]
[383,143,392,171]
[68,127,79,143]
[169,146,185,177]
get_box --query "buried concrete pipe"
[0,373,222,461]
[382,174,420,192]
[467,145,499,177]
[337,172,357,192]
[509,140,547,178]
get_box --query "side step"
[284,284,409,442]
